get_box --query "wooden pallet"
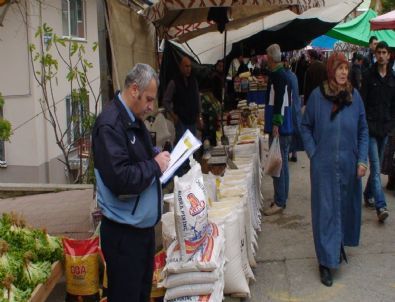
[28,261,63,302]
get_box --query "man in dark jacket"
[163,56,202,144]
[263,44,293,216]
[92,63,170,301]
[303,50,327,105]
[350,53,364,91]
[366,36,378,68]
[361,41,395,223]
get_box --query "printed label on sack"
[187,193,206,216]
[65,254,99,296]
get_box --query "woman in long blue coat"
[301,53,369,287]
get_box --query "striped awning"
[143,0,325,39]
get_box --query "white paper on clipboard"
[160,129,202,183]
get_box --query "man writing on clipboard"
[92,64,170,302]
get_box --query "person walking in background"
[263,44,293,216]
[294,53,308,97]
[303,50,327,105]
[211,59,225,103]
[283,55,303,162]
[366,36,378,68]
[360,41,395,222]
[163,56,202,144]
[92,64,170,301]
[301,52,369,287]
[350,53,364,91]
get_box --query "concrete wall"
[0,0,100,183]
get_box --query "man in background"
[350,53,364,91]
[263,44,293,216]
[361,41,395,223]
[303,50,327,105]
[163,56,202,144]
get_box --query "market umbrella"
[311,35,339,50]
[370,9,395,30]
[327,9,395,47]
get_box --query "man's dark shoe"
[319,265,333,287]
[377,207,389,223]
[289,156,297,162]
[364,197,375,209]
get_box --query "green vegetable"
[34,231,63,263]
[0,241,21,283]
[0,213,64,300]
[20,252,51,289]
[0,275,32,302]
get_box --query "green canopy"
[326,9,395,47]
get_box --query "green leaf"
[34,27,43,38]
[0,119,12,141]
[83,59,93,69]
[92,42,98,52]
[66,70,76,82]
[28,44,36,52]
[57,37,66,47]
[79,45,86,54]
[70,43,78,56]
[0,92,4,108]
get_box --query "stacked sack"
[207,126,264,298]
[161,162,225,302]
[208,194,254,298]
[232,128,264,229]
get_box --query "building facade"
[0,0,100,183]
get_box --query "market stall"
[327,8,395,47]
[370,9,395,30]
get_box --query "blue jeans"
[364,136,388,210]
[269,135,291,208]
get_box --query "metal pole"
[220,28,229,145]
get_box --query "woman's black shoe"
[319,265,333,287]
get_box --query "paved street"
[247,152,395,302]
[0,152,394,302]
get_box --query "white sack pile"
[162,163,225,302]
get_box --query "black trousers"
[100,217,155,302]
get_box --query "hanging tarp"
[106,0,157,90]
[174,0,361,64]
[327,9,395,47]
[143,0,325,40]
[370,9,395,30]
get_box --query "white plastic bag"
[264,137,282,177]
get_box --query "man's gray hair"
[124,63,159,91]
[266,44,282,63]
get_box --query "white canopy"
[172,0,363,64]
